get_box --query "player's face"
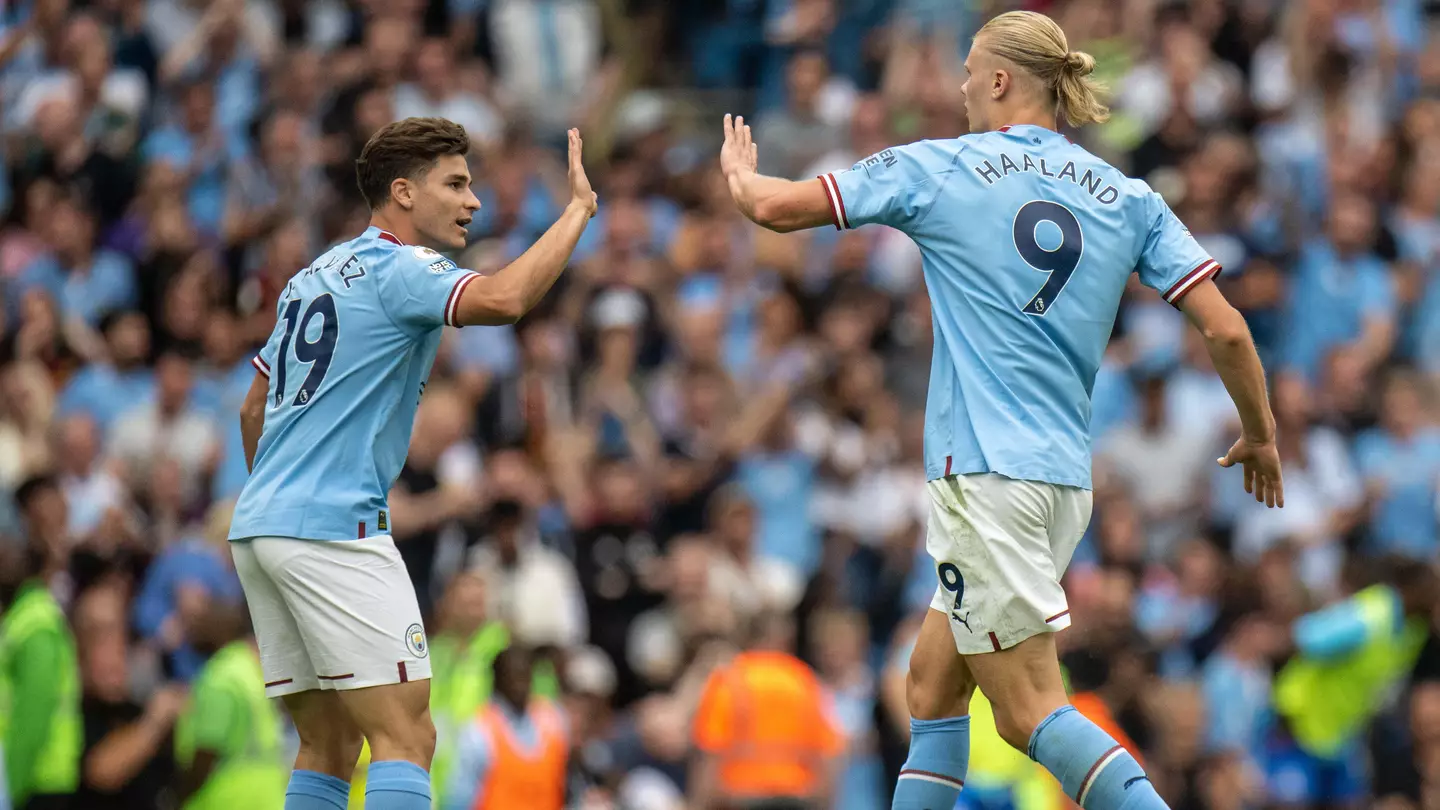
[961,42,994,133]
[411,153,481,251]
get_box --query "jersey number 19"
[275,294,339,407]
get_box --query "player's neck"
[368,212,420,246]
[993,107,1058,133]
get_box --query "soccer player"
[228,118,597,810]
[719,11,1283,810]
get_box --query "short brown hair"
[355,117,470,210]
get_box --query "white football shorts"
[232,535,432,697]
[926,473,1093,655]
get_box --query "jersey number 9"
[937,562,965,612]
[1013,200,1084,316]
[275,295,339,407]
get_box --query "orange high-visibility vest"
[691,651,843,800]
[471,700,568,810]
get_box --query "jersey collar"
[366,225,406,246]
[997,123,1071,144]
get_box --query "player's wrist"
[1242,424,1276,445]
[566,198,597,218]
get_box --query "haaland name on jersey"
[972,149,1122,205]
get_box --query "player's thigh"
[907,606,976,720]
[282,688,364,775]
[253,535,433,692]
[960,632,1068,750]
[335,679,434,755]
[924,474,1072,655]
[231,540,320,696]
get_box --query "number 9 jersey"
[230,226,480,542]
[819,124,1220,490]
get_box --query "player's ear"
[992,69,1009,100]
[391,177,415,211]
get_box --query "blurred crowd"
[2,0,1440,808]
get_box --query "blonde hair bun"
[1064,51,1096,77]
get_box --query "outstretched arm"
[721,115,835,233]
[453,129,599,326]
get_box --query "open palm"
[720,114,758,176]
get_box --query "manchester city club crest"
[404,623,428,658]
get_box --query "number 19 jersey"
[229,226,479,541]
[820,124,1220,489]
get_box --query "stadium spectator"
[442,644,570,810]
[16,192,137,329]
[1271,558,1438,808]
[140,78,241,239]
[482,0,617,145]
[391,383,484,619]
[394,37,502,149]
[2,476,82,808]
[73,579,181,809]
[1354,369,1440,559]
[1097,368,1216,561]
[171,599,286,810]
[1282,192,1398,384]
[756,49,845,180]
[469,493,588,653]
[131,503,241,682]
[106,350,219,507]
[428,571,509,808]
[689,612,843,809]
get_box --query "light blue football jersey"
[820,124,1220,489]
[229,226,479,541]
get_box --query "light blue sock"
[1028,706,1169,809]
[285,769,351,810]
[365,760,431,810]
[893,715,969,810]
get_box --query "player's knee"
[370,709,436,768]
[906,667,973,721]
[298,727,364,777]
[990,699,1056,754]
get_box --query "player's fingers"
[723,113,733,139]
[1243,465,1254,494]
[743,124,754,151]
[1273,476,1285,508]
[1264,481,1275,508]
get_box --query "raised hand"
[567,128,598,217]
[721,114,758,178]
[1217,435,1285,508]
